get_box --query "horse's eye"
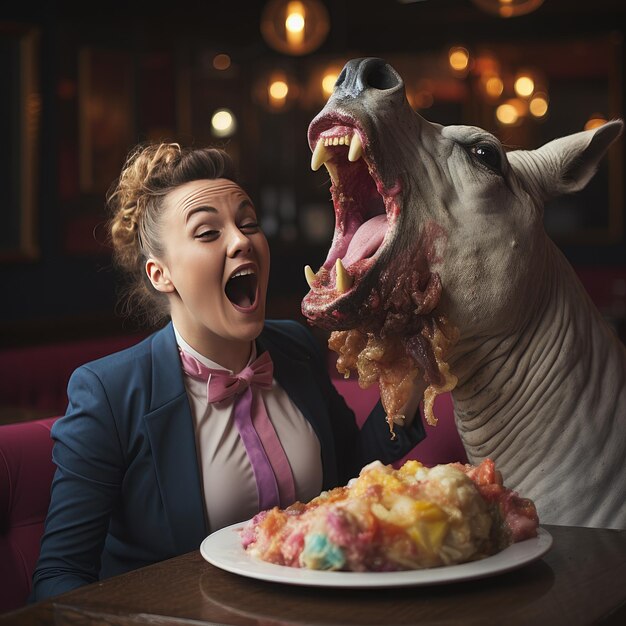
[470,143,502,173]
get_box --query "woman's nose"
[226,227,253,257]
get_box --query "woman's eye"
[240,222,260,232]
[470,143,502,173]
[195,230,219,239]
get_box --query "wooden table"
[3,525,625,625]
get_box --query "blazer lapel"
[143,323,207,553]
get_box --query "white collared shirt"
[173,325,323,532]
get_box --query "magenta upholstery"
[0,334,146,413]
[331,377,467,466]
[0,417,58,613]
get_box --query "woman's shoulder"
[61,324,178,427]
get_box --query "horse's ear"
[508,120,623,201]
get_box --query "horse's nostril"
[329,58,403,99]
[335,67,347,89]
[363,62,400,91]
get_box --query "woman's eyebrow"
[184,206,218,223]
[237,199,253,212]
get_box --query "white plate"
[200,522,552,588]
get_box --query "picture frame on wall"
[0,23,40,262]
[58,46,136,256]
[78,47,135,196]
[60,43,181,256]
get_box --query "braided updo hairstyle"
[107,142,238,327]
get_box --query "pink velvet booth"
[0,334,146,414]
[331,377,467,467]
[0,417,58,613]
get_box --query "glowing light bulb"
[529,94,549,118]
[269,80,289,100]
[449,47,470,72]
[485,76,504,98]
[211,109,236,137]
[322,72,338,96]
[261,0,329,56]
[213,54,231,71]
[499,2,514,17]
[585,115,607,131]
[496,103,519,125]
[514,75,535,98]
[285,1,305,46]
[285,11,305,32]
[471,0,544,18]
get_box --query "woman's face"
[148,178,270,355]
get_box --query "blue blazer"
[32,320,424,600]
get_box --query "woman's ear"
[146,258,175,293]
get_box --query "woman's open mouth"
[302,114,402,327]
[225,266,259,313]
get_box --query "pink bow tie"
[179,348,295,511]
[205,350,274,403]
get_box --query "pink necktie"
[179,348,296,510]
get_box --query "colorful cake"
[240,459,539,572]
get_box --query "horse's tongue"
[343,215,388,267]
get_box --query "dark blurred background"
[1,0,625,416]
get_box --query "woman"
[32,143,425,600]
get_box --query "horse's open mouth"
[301,114,402,328]
[301,111,457,434]
[299,60,461,435]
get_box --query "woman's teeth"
[231,268,255,279]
